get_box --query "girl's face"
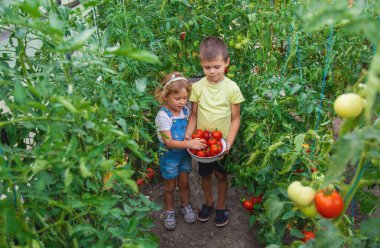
[164,87,189,114]
[201,55,230,83]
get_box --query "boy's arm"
[225,103,241,152]
[185,102,198,140]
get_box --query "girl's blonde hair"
[154,72,191,104]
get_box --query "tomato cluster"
[189,129,224,157]
[136,167,155,187]
[287,181,344,219]
[241,195,263,214]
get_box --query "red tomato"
[192,129,204,139]
[311,166,318,173]
[209,144,222,156]
[196,150,207,157]
[137,178,144,186]
[315,190,344,218]
[211,130,223,141]
[203,131,210,140]
[189,149,198,154]
[147,172,154,179]
[208,137,218,146]
[252,195,263,204]
[146,167,154,174]
[301,230,315,243]
[180,32,186,40]
[224,67,229,74]
[242,199,254,213]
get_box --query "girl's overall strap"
[160,107,174,119]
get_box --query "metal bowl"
[187,138,226,163]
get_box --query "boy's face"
[201,56,230,83]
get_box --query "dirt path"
[142,160,261,248]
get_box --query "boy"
[185,37,245,227]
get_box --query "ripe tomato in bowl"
[187,138,226,163]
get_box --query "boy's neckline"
[205,76,225,85]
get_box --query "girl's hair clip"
[163,74,188,88]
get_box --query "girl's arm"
[161,130,206,150]
[225,103,241,152]
[185,102,198,140]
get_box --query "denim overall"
[158,107,192,179]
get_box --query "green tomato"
[235,43,243,50]
[227,73,235,78]
[229,40,235,47]
[334,93,364,118]
[311,171,324,181]
[241,38,249,46]
[287,181,316,207]
[300,203,318,218]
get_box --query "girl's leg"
[177,172,196,224]
[177,172,190,206]
[164,178,177,210]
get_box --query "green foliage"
[1,0,379,247]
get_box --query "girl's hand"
[188,138,207,150]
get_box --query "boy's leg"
[214,170,228,209]
[201,173,214,206]
[214,162,230,227]
[197,162,215,222]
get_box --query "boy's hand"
[224,142,232,153]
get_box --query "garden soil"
[141,160,261,248]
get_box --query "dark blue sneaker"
[215,208,229,227]
[197,204,214,222]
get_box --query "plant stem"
[0,117,73,128]
[342,151,367,213]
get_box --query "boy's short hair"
[199,37,229,62]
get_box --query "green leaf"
[20,0,42,18]
[290,227,304,238]
[264,196,284,223]
[315,219,344,248]
[360,218,380,239]
[80,158,93,178]
[323,132,364,187]
[103,45,160,64]
[14,81,27,105]
[135,78,147,93]
[48,11,64,36]
[57,28,96,51]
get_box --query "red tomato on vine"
[301,230,315,243]
[315,190,344,218]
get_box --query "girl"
[155,72,206,230]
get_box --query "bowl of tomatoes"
[187,129,226,163]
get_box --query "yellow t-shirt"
[189,76,245,138]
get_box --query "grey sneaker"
[180,204,196,224]
[164,210,176,230]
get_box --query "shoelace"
[166,211,175,222]
[184,205,195,216]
